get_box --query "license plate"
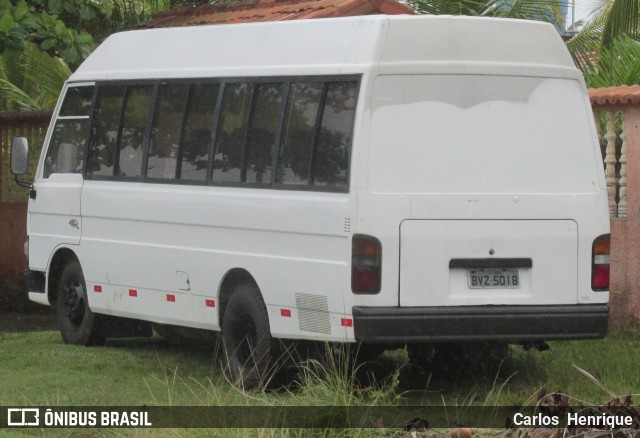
[468,269,520,289]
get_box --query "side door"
[28,83,94,272]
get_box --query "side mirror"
[11,137,29,175]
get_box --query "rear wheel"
[222,283,279,389]
[56,259,104,346]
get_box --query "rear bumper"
[352,304,608,343]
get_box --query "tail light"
[592,234,610,291]
[351,234,381,294]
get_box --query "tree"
[579,35,640,87]
[405,0,565,29]
[0,1,212,66]
[0,0,114,66]
[0,41,70,111]
[0,0,180,111]
[566,0,640,87]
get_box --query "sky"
[565,0,599,30]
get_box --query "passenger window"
[117,86,153,178]
[212,83,251,183]
[148,84,189,179]
[79,77,357,188]
[277,82,323,186]
[179,83,219,181]
[44,85,94,178]
[313,82,357,189]
[59,86,93,117]
[87,86,125,176]
[44,120,90,177]
[245,83,283,184]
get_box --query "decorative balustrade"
[590,85,640,328]
[593,108,627,217]
[590,86,640,218]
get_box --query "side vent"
[344,217,352,233]
[295,292,331,335]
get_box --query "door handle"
[69,219,79,229]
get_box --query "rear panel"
[351,73,609,311]
[399,220,578,306]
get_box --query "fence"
[2,87,640,327]
[590,85,640,329]
[0,111,50,297]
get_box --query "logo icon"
[7,408,40,426]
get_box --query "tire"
[56,259,104,346]
[222,283,279,389]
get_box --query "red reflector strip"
[205,299,215,308]
[129,289,137,297]
[281,309,291,317]
[93,285,102,293]
[166,294,176,302]
[341,318,353,327]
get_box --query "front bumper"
[352,304,608,343]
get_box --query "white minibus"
[11,15,610,388]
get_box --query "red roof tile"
[589,85,640,107]
[135,0,415,29]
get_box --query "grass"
[400,332,640,405]
[0,329,639,436]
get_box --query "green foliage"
[0,0,190,111]
[0,0,218,67]
[581,35,640,87]
[0,40,70,111]
[566,0,640,86]
[0,0,114,66]
[83,1,225,43]
[88,0,172,38]
[406,0,565,29]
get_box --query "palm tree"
[566,0,640,86]
[405,0,566,29]
[579,35,640,87]
[0,42,70,111]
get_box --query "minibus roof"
[71,15,580,82]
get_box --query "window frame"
[43,82,96,179]
[145,82,191,182]
[73,75,361,193]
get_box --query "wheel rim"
[62,277,86,326]
[233,312,257,368]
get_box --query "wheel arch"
[46,246,80,304]
[218,268,262,326]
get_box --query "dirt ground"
[0,311,56,332]
[0,280,57,332]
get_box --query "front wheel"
[56,259,104,346]
[222,283,279,389]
